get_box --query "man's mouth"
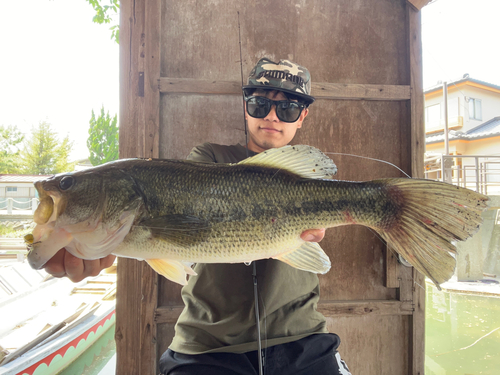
[260,127,281,133]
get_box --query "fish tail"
[376,178,489,288]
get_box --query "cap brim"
[242,85,315,105]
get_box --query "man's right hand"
[43,248,116,283]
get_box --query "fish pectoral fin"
[138,214,210,247]
[237,145,337,179]
[146,259,197,285]
[273,242,331,274]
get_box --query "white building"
[0,175,51,212]
[424,76,500,194]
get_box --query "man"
[44,58,351,374]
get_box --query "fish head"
[27,166,142,269]
[33,172,104,228]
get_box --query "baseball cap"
[242,58,315,104]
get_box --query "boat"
[0,260,116,375]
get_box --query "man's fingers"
[43,248,67,278]
[43,249,116,283]
[100,255,117,270]
[64,251,86,282]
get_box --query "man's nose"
[264,105,279,122]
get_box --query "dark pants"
[159,333,351,375]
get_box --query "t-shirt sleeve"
[186,143,216,163]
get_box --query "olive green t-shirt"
[169,143,328,354]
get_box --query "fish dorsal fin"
[237,145,337,179]
[273,242,331,274]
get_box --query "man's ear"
[296,108,309,128]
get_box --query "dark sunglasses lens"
[277,102,302,122]
[247,98,270,118]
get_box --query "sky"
[0,0,119,161]
[421,0,500,88]
[0,0,499,161]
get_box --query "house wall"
[424,83,500,133]
[462,86,500,132]
[0,183,37,198]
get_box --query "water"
[425,282,500,375]
[59,324,116,375]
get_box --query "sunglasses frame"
[244,96,307,123]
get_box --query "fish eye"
[59,176,75,191]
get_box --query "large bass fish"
[26,145,488,288]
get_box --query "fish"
[25,145,489,288]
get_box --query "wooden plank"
[116,1,143,373]
[312,82,410,100]
[386,245,400,288]
[154,300,413,324]
[408,3,426,373]
[159,77,411,101]
[326,315,409,374]
[117,0,161,373]
[140,2,161,374]
[158,77,242,95]
[406,0,433,12]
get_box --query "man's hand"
[300,228,326,242]
[43,248,116,283]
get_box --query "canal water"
[59,324,116,375]
[425,282,500,375]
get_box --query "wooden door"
[117,0,425,373]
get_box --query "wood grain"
[154,300,413,324]
[117,0,161,373]
[158,77,410,101]
[408,4,426,374]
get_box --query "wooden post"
[408,4,425,374]
[117,0,161,374]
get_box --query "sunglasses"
[244,96,307,123]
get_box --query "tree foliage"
[87,107,119,166]
[85,0,120,43]
[18,121,75,175]
[0,125,24,173]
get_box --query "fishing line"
[322,151,435,289]
[323,152,412,178]
[237,11,249,160]
[237,12,264,375]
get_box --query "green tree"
[85,0,120,43]
[87,107,119,166]
[0,125,24,173]
[18,121,75,175]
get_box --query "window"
[425,103,441,129]
[6,187,17,192]
[468,98,482,120]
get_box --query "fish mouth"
[27,179,70,269]
[33,180,66,225]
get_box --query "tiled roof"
[425,76,500,94]
[467,116,500,135]
[0,175,53,183]
[426,116,500,144]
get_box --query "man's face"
[245,90,309,153]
